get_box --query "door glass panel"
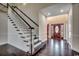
[55,26,59,33]
[61,25,64,37]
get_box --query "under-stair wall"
[0,4,8,45]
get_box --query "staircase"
[8,4,44,55]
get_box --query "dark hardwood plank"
[0,44,29,56]
[0,39,79,56]
[35,39,79,56]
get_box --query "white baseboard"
[0,42,7,45]
[71,47,79,53]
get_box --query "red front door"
[51,24,63,40]
[53,24,61,40]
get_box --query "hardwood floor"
[35,39,79,56]
[0,44,29,56]
[0,39,79,56]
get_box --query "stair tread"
[26,45,29,46]
[16,30,20,31]
[33,42,45,55]
[34,37,39,40]
[14,27,18,28]
[18,33,23,35]
[34,41,41,48]
[34,40,41,45]
[34,39,39,43]
[23,40,28,42]
[9,18,11,19]
[10,20,13,21]
[20,36,26,38]
[13,24,16,26]
[11,22,14,23]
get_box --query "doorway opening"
[47,14,68,40]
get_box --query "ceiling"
[41,3,72,17]
[47,14,68,24]
[14,3,53,11]
[11,3,72,17]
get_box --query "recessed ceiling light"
[47,13,51,16]
[60,9,64,13]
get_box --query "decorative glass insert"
[55,26,59,33]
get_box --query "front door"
[51,24,64,40]
[54,24,61,40]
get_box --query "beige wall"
[0,12,8,45]
[72,4,79,52]
[39,13,47,42]
[47,14,68,24]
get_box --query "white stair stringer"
[8,18,31,53]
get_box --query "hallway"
[36,39,79,56]
[0,3,79,56]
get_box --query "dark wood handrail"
[0,3,7,8]
[8,4,34,29]
[14,6,39,27]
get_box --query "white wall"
[63,23,66,39]
[0,12,8,45]
[71,4,79,52]
[67,7,72,45]
[66,4,79,53]
[39,13,47,42]
[65,23,68,41]
[48,24,51,39]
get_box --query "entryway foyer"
[0,3,79,56]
